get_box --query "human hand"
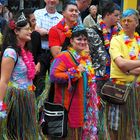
[77,64,85,73]
[35,62,41,74]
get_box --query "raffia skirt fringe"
[107,86,140,140]
[0,87,39,140]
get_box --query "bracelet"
[0,101,7,111]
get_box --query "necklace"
[20,48,36,80]
[99,19,118,49]
[61,18,77,38]
[121,31,140,60]
[68,47,98,137]
[69,47,95,84]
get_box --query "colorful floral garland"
[99,19,118,49]
[121,31,140,60]
[68,47,98,138]
[20,48,36,80]
[61,18,77,38]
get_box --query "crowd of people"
[0,0,140,140]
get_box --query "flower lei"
[61,18,77,38]
[20,48,36,80]
[120,30,140,60]
[69,47,95,84]
[99,19,118,49]
[68,47,98,137]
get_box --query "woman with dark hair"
[50,25,98,139]
[0,12,38,139]
[23,8,45,98]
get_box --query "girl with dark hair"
[49,25,98,139]
[0,12,38,139]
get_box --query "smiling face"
[15,23,32,43]
[63,4,79,23]
[70,35,88,53]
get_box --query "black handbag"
[41,102,68,137]
[101,76,138,105]
[41,82,77,138]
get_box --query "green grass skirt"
[0,87,39,140]
[97,85,140,140]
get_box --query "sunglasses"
[121,19,134,24]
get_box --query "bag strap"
[131,75,139,87]
[67,81,78,113]
[68,51,79,65]
[67,51,79,113]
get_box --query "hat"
[72,24,85,33]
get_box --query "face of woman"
[29,14,36,29]
[15,23,32,43]
[71,35,88,52]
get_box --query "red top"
[49,19,66,48]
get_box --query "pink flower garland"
[20,48,35,80]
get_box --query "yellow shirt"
[109,34,140,82]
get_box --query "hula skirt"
[107,86,140,140]
[0,86,39,140]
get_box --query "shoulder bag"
[41,82,77,138]
[101,76,138,105]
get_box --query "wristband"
[0,101,7,111]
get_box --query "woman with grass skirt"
[109,9,140,140]
[49,25,98,140]
[0,12,38,139]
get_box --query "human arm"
[35,62,41,74]
[0,56,15,119]
[127,67,140,75]
[34,10,49,36]
[110,37,140,73]
[50,56,85,83]
[0,48,17,101]
[114,56,140,73]
[49,27,63,58]
[35,25,49,36]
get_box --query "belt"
[8,82,36,91]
